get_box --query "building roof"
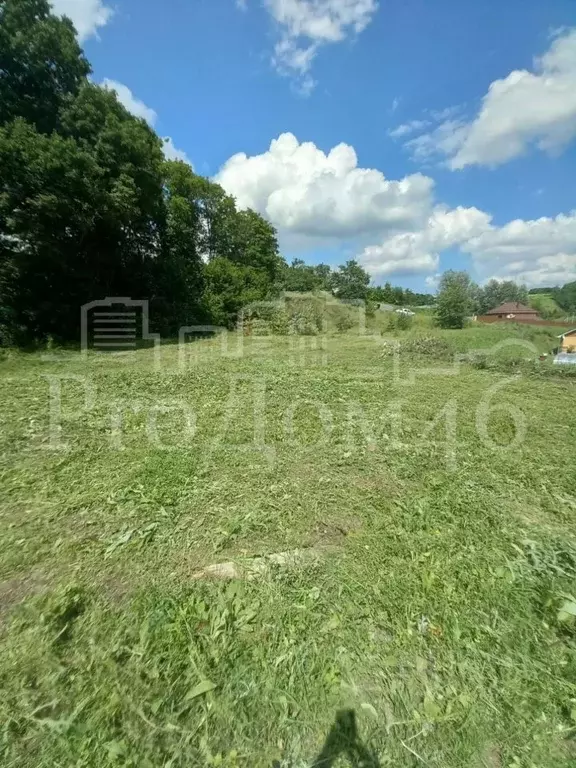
[485,302,540,315]
[557,328,576,338]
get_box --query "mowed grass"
[0,324,576,767]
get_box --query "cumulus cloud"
[405,28,576,169]
[216,131,576,285]
[362,206,576,286]
[100,81,191,165]
[215,132,434,239]
[357,206,491,277]
[425,274,441,289]
[51,0,113,42]
[359,240,439,277]
[463,212,576,285]
[102,79,158,125]
[263,0,378,92]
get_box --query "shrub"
[395,313,412,330]
[400,336,455,359]
[335,313,355,332]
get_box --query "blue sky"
[53,0,576,291]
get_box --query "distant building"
[558,328,576,353]
[481,302,541,322]
[378,303,396,311]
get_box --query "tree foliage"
[331,260,370,300]
[435,271,475,329]
[476,279,528,314]
[0,0,282,343]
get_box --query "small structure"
[484,302,541,321]
[378,302,396,311]
[558,328,576,353]
[554,352,576,366]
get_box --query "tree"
[0,0,90,133]
[154,160,206,334]
[233,208,282,282]
[0,83,166,341]
[281,260,332,293]
[0,0,288,343]
[331,260,370,300]
[435,271,475,329]
[557,281,576,313]
[203,257,271,327]
[477,279,528,314]
[391,286,405,306]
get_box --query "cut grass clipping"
[0,320,575,766]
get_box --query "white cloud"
[101,80,191,165]
[215,132,434,239]
[405,119,468,162]
[464,212,576,285]
[216,132,576,285]
[50,0,113,42]
[406,29,576,169]
[101,79,158,125]
[357,206,490,277]
[425,274,441,289]
[389,119,430,139]
[359,240,439,277]
[162,137,192,166]
[264,0,378,91]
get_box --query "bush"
[335,313,355,332]
[395,313,412,330]
[384,312,412,331]
[381,336,456,360]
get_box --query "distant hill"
[528,293,563,319]
[529,281,576,314]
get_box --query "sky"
[51,0,576,292]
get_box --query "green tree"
[312,264,332,288]
[435,271,475,329]
[477,279,528,314]
[332,260,370,300]
[0,0,287,343]
[0,0,90,133]
[391,286,405,306]
[0,84,165,340]
[155,160,206,334]
[233,208,282,282]
[203,257,271,327]
[557,281,576,313]
[281,259,332,293]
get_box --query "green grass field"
[1,321,576,767]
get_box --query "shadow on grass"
[273,709,380,767]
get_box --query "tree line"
[435,273,575,329]
[283,259,435,306]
